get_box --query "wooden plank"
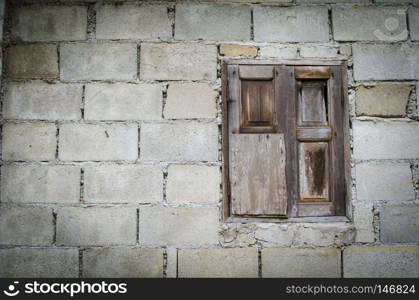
[296,127,332,142]
[298,203,334,217]
[298,142,330,202]
[295,66,331,79]
[230,134,287,216]
[239,65,274,80]
[221,61,230,221]
[341,62,352,220]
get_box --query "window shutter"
[227,65,288,216]
[294,66,345,216]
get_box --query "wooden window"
[222,61,350,221]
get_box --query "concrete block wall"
[0,0,418,278]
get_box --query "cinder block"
[409,8,419,41]
[84,83,162,121]
[254,6,329,42]
[96,4,171,40]
[56,207,137,246]
[140,43,217,80]
[333,7,407,41]
[11,5,87,41]
[343,246,419,277]
[4,82,82,120]
[59,124,138,161]
[83,248,163,278]
[262,248,341,278]
[2,123,57,161]
[0,248,79,277]
[380,205,419,243]
[254,224,295,247]
[165,83,217,119]
[166,164,220,204]
[356,85,410,117]
[353,121,419,159]
[219,44,257,57]
[6,44,58,79]
[1,165,80,204]
[356,162,414,201]
[353,44,419,80]
[0,207,54,246]
[139,206,219,247]
[175,4,251,41]
[140,122,218,162]
[84,164,162,203]
[178,248,258,278]
[60,43,137,81]
[259,46,298,59]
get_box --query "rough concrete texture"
[356,162,415,202]
[262,248,341,278]
[58,124,138,161]
[56,207,137,246]
[60,43,137,81]
[380,205,419,243]
[1,165,80,204]
[219,44,257,57]
[84,83,162,121]
[140,122,218,162]
[353,121,419,159]
[4,82,82,120]
[96,4,171,40]
[353,44,419,80]
[344,246,419,278]
[0,248,79,278]
[409,8,419,41]
[139,206,219,247]
[253,6,329,42]
[83,248,164,278]
[166,164,220,204]
[2,122,57,161]
[178,248,258,278]
[165,83,217,119]
[333,7,407,42]
[299,45,338,58]
[140,43,217,80]
[11,5,87,41]
[5,44,58,79]
[0,207,54,246]
[355,85,411,117]
[83,164,163,203]
[175,4,251,41]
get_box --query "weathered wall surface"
[0,0,418,278]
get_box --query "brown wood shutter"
[227,65,287,217]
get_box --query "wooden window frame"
[222,59,352,223]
